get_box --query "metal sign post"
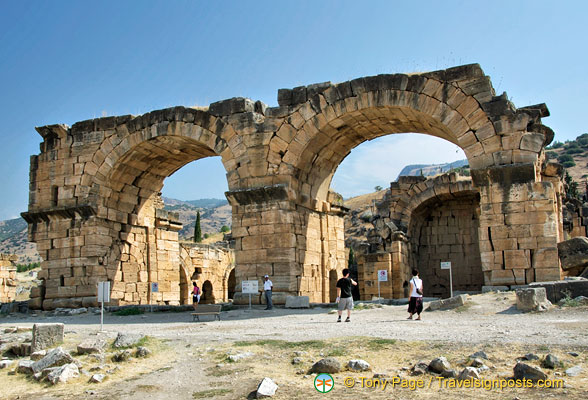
[97,281,111,332]
[440,262,453,298]
[241,280,258,310]
[377,270,388,303]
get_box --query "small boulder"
[0,360,14,369]
[429,357,451,373]
[77,338,106,355]
[135,346,151,358]
[565,365,582,377]
[513,362,547,382]
[309,358,341,374]
[457,367,480,381]
[113,332,143,348]
[112,350,132,363]
[411,361,429,376]
[256,377,278,398]
[542,354,559,369]
[469,351,488,360]
[47,363,79,385]
[17,360,34,374]
[523,353,539,361]
[470,358,485,368]
[347,359,370,372]
[441,369,457,378]
[90,373,106,383]
[427,295,467,311]
[228,352,253,362]
[291,357,302,365]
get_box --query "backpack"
[412,278,423,296]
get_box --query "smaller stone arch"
[201,280,214,304]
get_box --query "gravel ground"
[1,291,587,399]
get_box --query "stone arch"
[224,266,236,301]
[201,280,214,304]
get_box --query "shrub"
[565,147,583,155]
[16,262,40,273]
[565,141,580,149]
[562,161,576,168]
[546,151,557,160]
[558,154,574,163]
[549,141,563,149]
[220,225,230,233]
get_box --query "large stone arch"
[24,64,562,308]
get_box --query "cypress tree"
[194,211,202,243]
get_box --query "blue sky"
[1,1,587,219]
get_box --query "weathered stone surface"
[469,351,488,360]
[285,296,310,309]
[47,363,79,385]
[31,323,64,353]
[457,367,480,380]
[77,338,106,355]
[558,237,588,271]
[427,295,467,311]
[112,350,132,363]
[429,357,451,373]
[347,359,370,372]
[529,280,588,303]
[256,377,278,398]
[470,358,485,368]
[0,360,14,369]
[30,350,47,361]
[513,362,547,382]
[309,358,341,374]
[113,332,143,348]
[32,347,75,374]
[17,360,35,374]
[516,288,552,312]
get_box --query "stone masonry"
[0,254,18,303]
[23,64,562,307]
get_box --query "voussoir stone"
[310,358,341,374]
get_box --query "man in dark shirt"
[336,268,357,322]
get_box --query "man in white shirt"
[263,275,273,310]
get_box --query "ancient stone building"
[23,64,563,308]
[0,254,18,303]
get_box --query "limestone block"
[516,288,551,312]
[285,296,310,308]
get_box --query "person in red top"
[191,281,200,310]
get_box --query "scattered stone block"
[469,351,488,360]
[113,332,143,348]
[429,357,451,373]
[90,373,106,383]
[558,237,588,272]
[516,288,551,312]
[112,350,132,363]
[291,357,302,365]
[17,360,34,374]
[427,294,467,311]
[77,338,106,355]
[411,361,429,376]
[441,369,457,378]
[30,350,47,361]
[135,346,151,358]
[32,347,76,374]
[309,358,341,374]
[47,363,79,385]
[31,323,64,353]
[256,377,278,398]
[347,359,370,371]
[285,296,310,309]
[228,352,253,362]
[0,360,14,369]
[513,362,547,382]
[542,354,560,369]
[470,358,485,368]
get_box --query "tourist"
[407,269,423,320]
[263,275,273,310]
[192,281,200,310]
[336,268,357,322]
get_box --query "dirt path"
[1,292,587,399]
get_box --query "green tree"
[193,211,202,243]
[374,185,383,191]
[220,225,230,233]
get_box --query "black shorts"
[408,297,423,314]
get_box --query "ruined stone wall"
[0,254,17,303]
[179,242,234,304]
[408,195,482,297]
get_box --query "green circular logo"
[314,373,334,393]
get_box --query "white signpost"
[242,280,259,310]
[377,270,388,303]
[440,261,453,298]
[97,281,110,332]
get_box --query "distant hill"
[162,197,228,209]
[397,159,469,179]
[0,218,27,242]
[0,217,40,263]
[162,198,231,240]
